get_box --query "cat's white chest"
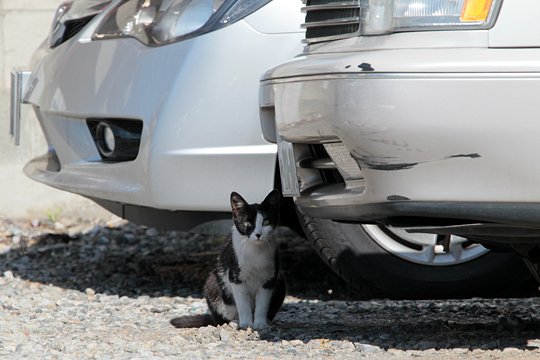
[239,254,274,288]
[232,231,275,290]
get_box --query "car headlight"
[92,0,271,46]
[362,0,502,35]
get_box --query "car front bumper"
[261,46,540,227]
[17,15,302,216]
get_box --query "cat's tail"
[170,314,217,328]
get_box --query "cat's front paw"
[238,320,254,329]
[253,319,269,330]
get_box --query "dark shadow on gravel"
[0,221,537,300]
[262,300,540,351]
[0,222,355,300]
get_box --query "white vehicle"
[12,0,534,298]
[261,0,540,297]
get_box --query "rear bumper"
[261,47,540,225]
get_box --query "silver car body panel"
[20,0,304,213]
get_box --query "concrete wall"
[0,1,110,220]
[1,0,60,91]
[1,0,58,163]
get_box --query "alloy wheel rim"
[363,224,490,266]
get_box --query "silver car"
[11,0,303,227]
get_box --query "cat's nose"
[255,233,262,239]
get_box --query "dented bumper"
[261,47,540,223]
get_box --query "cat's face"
[230,190,280,242]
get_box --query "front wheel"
[298,212,536,299]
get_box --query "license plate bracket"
[276,133,300,197]
[10,71,32,145]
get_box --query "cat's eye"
[262,220,270,226]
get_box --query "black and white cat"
[171,189,285,329]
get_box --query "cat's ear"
[262,189,281,209]
[230,192,248,215]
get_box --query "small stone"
[3,344,17,352]
[3,271,14,279]
[106,217,126,228]
[452,348,470,354]
[355,343,383,353]
[83,225,101,236]
[417,340,438,350]
[527,339,540,348]
[11,235,21,245]
[85,288,96,296]
[0,244,11,255]
[219,330,230,342]
[145,228,159,237]
[9,228,22,236]
[503,347,521,353]
[54,222,66,231]
[197,326,219,340]
[123,233,136,242]
[97,236,109,245]
[31,219,40,227]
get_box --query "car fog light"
[88,119,143,162]
[97,122,116,156]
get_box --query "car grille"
[302,0,361,44]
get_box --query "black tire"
[297,211,537,299]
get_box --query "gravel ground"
[2,214,540,359]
